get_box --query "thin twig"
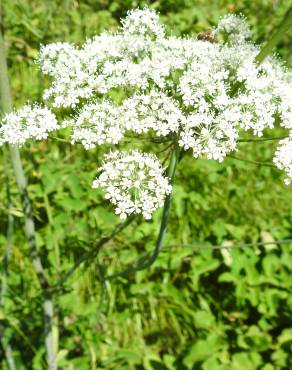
[157,142,174,154]
[227,155,276,168]
[54,215,136,288]
[238,135,288,143]
[124,134,170,143]
[48,136,71,144]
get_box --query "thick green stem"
[140,146,179,266]
[256,7,292,64]
[0,15,57,370]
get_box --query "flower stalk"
[105,145,180,280]
[255,7,292,64]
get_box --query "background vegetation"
[0,0,292,369]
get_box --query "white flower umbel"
[0,105,58,146]
[38,42,77,77]
[122,90,184,136]
[70,100,125,149]
[92,150,172,219]
[273,137,292,185]
[121,8,165,39]
[179,108,239,162]
[33,9,292,185]
[39,42,93,108]
[213,14,252,45]
[234,56,292,137]
[177,42,240,161]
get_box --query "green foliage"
[0,0,292,369]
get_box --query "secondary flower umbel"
[70,100,126,149]
[92,150,172,219]
[0,105,58,146]
[274,137,292,185]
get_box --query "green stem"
[0,11,57,370]
[1,148,14,307]
[0,148,17,370]
[230,8,292,98]
[144,146,179,263]
[105,146,180,280]
[256,7,292,64]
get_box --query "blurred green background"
[0,0,292,369]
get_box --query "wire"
[164,239,292,250]
[102,239,292,281]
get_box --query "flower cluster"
[121,8,165,39]
[274,138,292,185]
[1,9,291,219]
[92,150,172,219]
[70,100,125,149]
[123,90,184,136]
[39,42,93,108]
[213,14,252,45]
[35,10,292,158]
[178,110,239,162]
[0,105,58,146]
